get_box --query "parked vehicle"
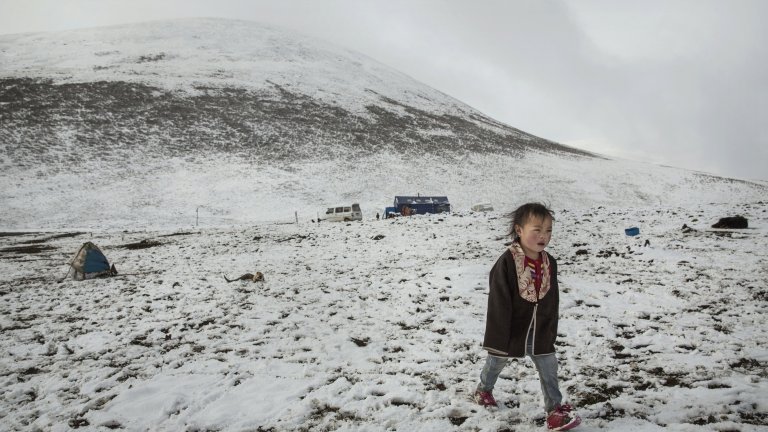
[471,203,494,212]
[324,203,363,222]
[393,195,451,215]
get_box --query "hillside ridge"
[0,18,588,168]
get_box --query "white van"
[324,203,363,222]
[471,203,494,212]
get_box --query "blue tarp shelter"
[393,195,451,215]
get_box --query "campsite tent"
[67,242,116,280]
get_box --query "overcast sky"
[1,0,766,180]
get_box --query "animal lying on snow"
[711,216,748,229]
[224,272,264,282]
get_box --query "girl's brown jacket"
[482,249,559,357]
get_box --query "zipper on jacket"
[527,265,542,356]
[523,254,543,356]
[524,304,538,355]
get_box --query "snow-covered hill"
[0,17,579,166]
[0,18,764,230]
[0,18,505,120]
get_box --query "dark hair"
[507,202,555,239]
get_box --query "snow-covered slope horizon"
[1,151,766,231]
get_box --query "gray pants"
[477,333,563,412]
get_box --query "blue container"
[625,227,640,236]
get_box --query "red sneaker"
[547,404,581,431]
[473,390,498,407]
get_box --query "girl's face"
[515,215,553,259]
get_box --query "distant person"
[376,212,380,221]
[473,203,581,431]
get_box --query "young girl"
[474,203,581,431]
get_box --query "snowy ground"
[1,203,766,431]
